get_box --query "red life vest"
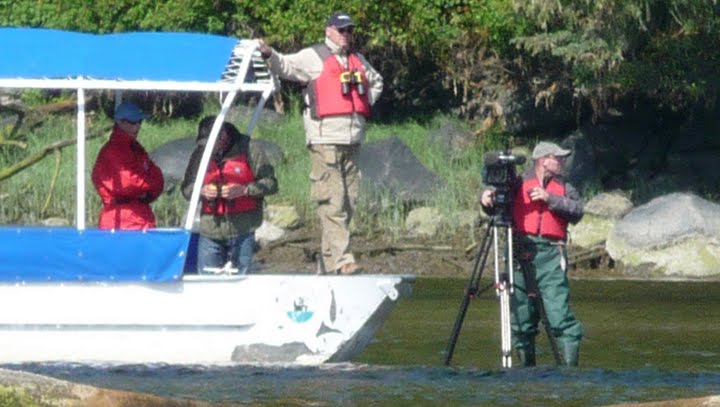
[202,153,258,215]
[512,177,568,240]
[309,45,371,119]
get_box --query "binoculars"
[339,70,366,96]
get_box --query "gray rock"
[606,192,720,278]
[569,192,633,249]
[358,136,446,205]
[266,204,302,229]
[149,136,195,192]
[255,220,286,248]
[584,191,633,220]
[405,207,443,237]
[427,121,476,158]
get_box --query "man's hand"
[201,184,219,199]
[221,184,248,199]
[528,186,549,202]
[256,39,272,59]
[480,189,495,208]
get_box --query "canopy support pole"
[183,90,239,230]
[76,87,86,230]
[183,41,270,231]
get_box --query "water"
[5,278,720,406]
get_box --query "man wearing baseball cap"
[257,12,383,275]
[92,102,164,230]
[480,141,584,367]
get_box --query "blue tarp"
[0,28,238,82]
[0,227,190,282]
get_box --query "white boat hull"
[0,274,414,365]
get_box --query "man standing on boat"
[480,142,584,367]
[92,102,164,230]
[181,117,278,274]
[257,11,383,275]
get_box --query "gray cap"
[532,141,571,159]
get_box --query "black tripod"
[443,213,515,367]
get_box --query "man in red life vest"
[92,102,164,230]
[257,11,383,275]
[181,117,278,275]
[480,141,584,366]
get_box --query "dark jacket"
[181,133,278,240]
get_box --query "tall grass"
[0,101,497,239]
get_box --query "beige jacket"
[266,38,383,145]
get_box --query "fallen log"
[0,125,109,182]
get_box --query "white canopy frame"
[0,38,276,230]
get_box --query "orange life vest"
[512,177,568,240]
[202,153,257,215]
[308,45,371,119]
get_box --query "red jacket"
[91,127,164,230]
[202,153,258,215]
[310,48,371,119]
[512,177,568,240]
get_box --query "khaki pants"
[308,144,360,272]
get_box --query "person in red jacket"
[92,102,164,230]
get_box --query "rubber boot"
[515,344,536,367]
[558,341,579,367]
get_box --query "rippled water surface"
[6,278,720,406]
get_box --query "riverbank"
[254,224,621,279]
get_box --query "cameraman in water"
[480,141,584,367]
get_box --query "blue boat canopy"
[0,27,273,92]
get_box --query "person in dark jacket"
[92,102,164,230]
[480,141,584,367]
[181,117,278,274]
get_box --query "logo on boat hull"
[287,297,314,323]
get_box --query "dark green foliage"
[1,0,719,120]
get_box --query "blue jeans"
[197,233,255,275]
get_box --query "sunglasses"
[337,27,354,34]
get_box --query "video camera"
[482,150,526,224]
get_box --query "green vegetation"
[2,1,718,119]
[0,386,41,407]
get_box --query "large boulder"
[569,191,633,249]
[606,192,720,278]
[358,136,446,205]
[149,136,195,192]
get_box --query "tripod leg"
[444,221,494,366]
[499,287,512,367]
[497,225,514,368]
